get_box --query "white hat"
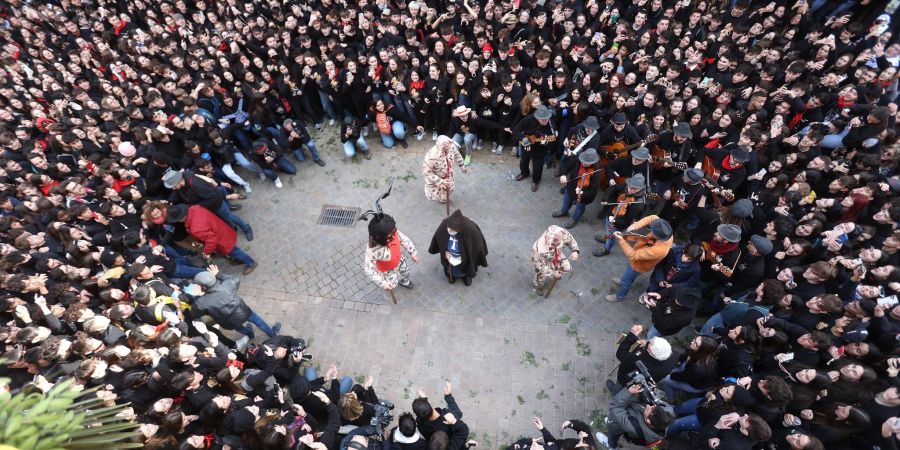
[647,337,672,361]
[117,141,137,157]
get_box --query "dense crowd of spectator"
[0,0,899,449]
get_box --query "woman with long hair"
[661,335,720,400]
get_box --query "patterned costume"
[422,136,465,203]
[363,229,418,290]
[531,225,580,289]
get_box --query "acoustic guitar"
[600,134,659,164]
[650,144,689,170]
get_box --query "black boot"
[463,276,472,286]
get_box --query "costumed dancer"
[531,225,580,296]
[361,180,419,300]
[423,135,468,203]
[428,209,489,286]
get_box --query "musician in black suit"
[658,168,709,231]
[603,146,653,190]
[561,115,602,166]
[597,112,641,161]
[552,148,602,229]
[652,123,704,196]
[513,105,557,192]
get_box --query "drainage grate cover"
[317,205,360,228]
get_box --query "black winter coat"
[428,210,489,279]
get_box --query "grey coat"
[606,388,664,446]
[191,273,252,330]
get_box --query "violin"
[612,193,636,217]
[620,231,657,244]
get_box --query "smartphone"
[780,353,795,362]
[836,233,849,244]
[878,295,899,308]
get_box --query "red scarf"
[112,178,136,192]
[113,20,128,36]
[789,110,805,129]
[836,96,854,108]
[410,79,425,90]
[39,180,59,196]
[722,156,738,170]
[709,239,738,254]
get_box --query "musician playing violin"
[658,168,708,230]
[652,123,703,196]
[552,148,602,229]
[593,174,649,257]
[606,215,674,303]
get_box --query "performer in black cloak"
[428,209,489,286]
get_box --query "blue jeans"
[261,156,297,179]
[646,324,662,340]
[233,152,263,174]
[560,190,586,222]
[381,121,407,148]
[318,91,337,120]
[452,132,477,155]
[304,368,353,394]
[227,245,255,267]
[615,265,643,300]
[666,397,704,437]
[173,263,205,280]
[604,217,623,252]
[214,201,251,234]
[239,311,277,338]
[700,312,726,337]
[293,140,322,162]
[342,136,369,157]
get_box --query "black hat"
[649,218,673,240]
[166,204,188,223]
[731,146,751,163]
[611,112,627,124]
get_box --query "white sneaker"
[476,139,483,150]
[363,127,369,137]
[274,178,283,189]
[235,336,250,352]
[497,145,504,155]
[243,183,252,194]
[328,118,335,126]
[594,432,613,449]
[432,131,438,141]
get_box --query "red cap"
[482,43,493,53]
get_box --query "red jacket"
[185,205,237,256]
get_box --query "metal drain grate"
[317,205,360,228]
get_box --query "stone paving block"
[234,129,676,449]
